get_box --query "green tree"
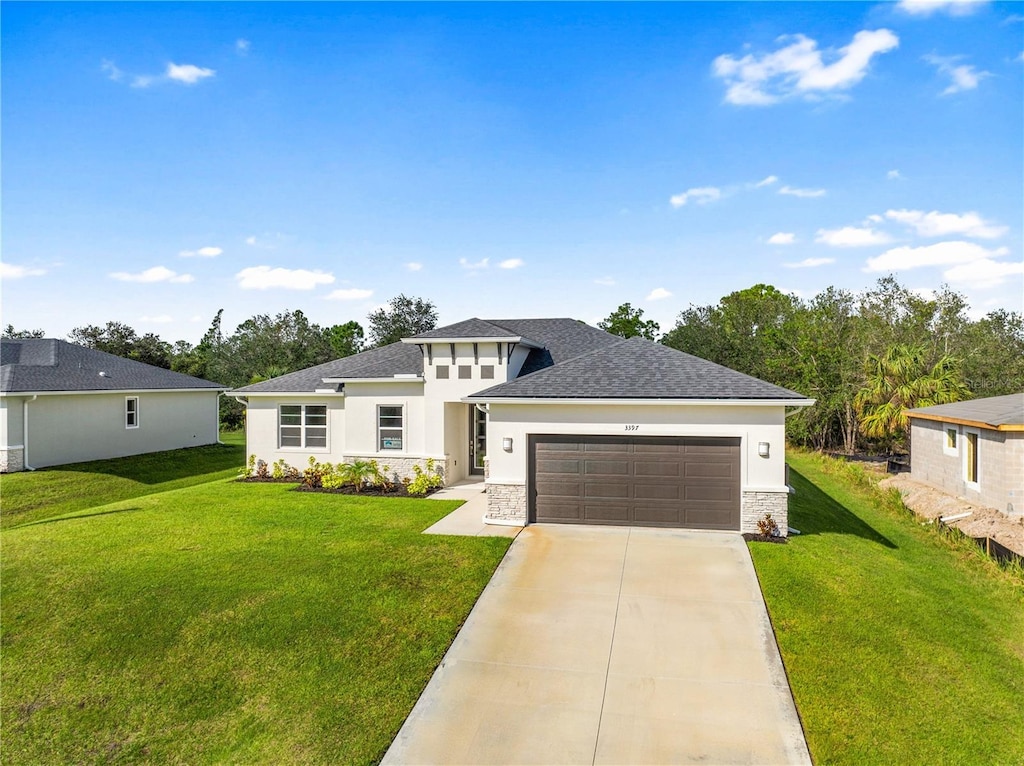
[68,321,171,368]
[367,294,438,347]
[3,325,45,339]
[854,344,971,454]
[328,321,365,358]
[598,303,660,340]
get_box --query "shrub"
[407,459,445,497]
[240,454,257,479]
[757,513,780,538]
[302,456,334,489]
[255,459,270,480]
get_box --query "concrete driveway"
[383,525,811,765]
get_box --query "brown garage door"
[530,435,740,530]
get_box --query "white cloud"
[778,287,804,298]
[779,185,827,198]
[326,288,374,301]
[405,262,423,272]
[898,0,988,16]
[245,236,258,246]
[865,241,1009,271]
[459,257,489,270]
[131,75,157,89]
[887,169,903,180]
[499,258,525,270]
[866,214,884,223]
[140,314,174,324]
[767,232,796,245]
[646,287,673,301]
[244,233,286,249]
[884,209,1006,239]
[594,276,616,286]
[783,257,836,268]
[166,63,216,85]
[943,258,1024,288]
[816,226,893,247]
[236,39,251,55]
[712,29,899,106]
[235,265,334,290]
[755,175,779,187]
[0,262,47,279]
[924,54,990,95]
[101,59,124,82]
[179,246,223,258]
[110,266,193,283]
[669,187,721,207]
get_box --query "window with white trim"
[943,424,959,457]
[378,405,404,451]
[963,429,980,489]
[125,397,139,429]
[279,404,328,449]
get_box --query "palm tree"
[854,344,971,454]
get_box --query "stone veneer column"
[0,447,24,473]
[741,490,790,536]
[484,483,527,524]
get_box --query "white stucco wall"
[482,401,789,490]
[245,395,346,466]
[12,391,220,469]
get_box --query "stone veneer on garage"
[481,483,791,535]
[0,447,25,473]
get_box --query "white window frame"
[377,404,405,452]
[962,427,980,491]
[278,404,329,451]
[942,423,959,457]
[125,396,139,429]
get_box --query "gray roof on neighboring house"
[0,339,224,394]
[468,336,808,400]
[233,341,423,393]
[907,394,1024,429]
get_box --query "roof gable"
[0,339,224,394]
[468,336,808,400]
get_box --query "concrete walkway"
[423,480,521,538]
[383,524,811,765]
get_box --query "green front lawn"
[1,481,511,764]
[0,433,245,529]
[752,451,1024,765]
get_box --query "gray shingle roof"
[907,393,1024,429]
[486,319,622,375]
[467,336,808,400]
[0,339,224,393]
[406,318,526,340]
[233,341,423,393]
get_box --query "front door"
[470,406,487,475]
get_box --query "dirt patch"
[880,474,1024,558]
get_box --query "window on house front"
[964,431,979,487]
[459,365,472,379]
[279,404,328,449]
[480,365,495,379]
[125,397,139,429]
[943,425,959,456]
[436,365,449,379]
[378,405,404,450]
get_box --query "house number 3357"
[625,425,639,431]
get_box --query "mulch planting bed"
[742,533,788,544]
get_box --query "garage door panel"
[534,480,582,498]
[684,462,735,479]
[584,460,629,475]
[635,484,682,501]
[633,505,681,525]
[531,436,739,530]
[634,461,681,478]
[536,458,581,474]
[583,503,631,523]
[584,481,630,499]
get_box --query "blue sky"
[3,1,1022,343]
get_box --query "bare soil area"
[880,474,1024,558]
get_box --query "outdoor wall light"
[502,437,513,452]
[758,442,770,458]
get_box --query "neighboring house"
[1,339,225,472]
[907,394,1024,516]
[233,318,814,534]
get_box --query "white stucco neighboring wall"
[3,390,220,470]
